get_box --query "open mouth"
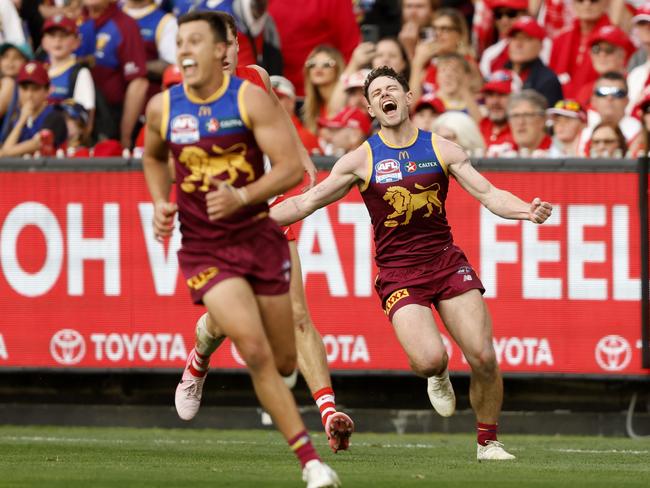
[181,58,197,75]
[381,99,398,115]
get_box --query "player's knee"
[410,351,448,377]
[275,350,297,377]
[236,339,274,371]
[467,346,498,375]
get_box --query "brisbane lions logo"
[383,183,443,227]
[178,143,255,192]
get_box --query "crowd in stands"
[0,0,649,159]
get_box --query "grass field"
[1,425,649,487]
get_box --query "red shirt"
[480,118,514,147]
[268,0,360,96]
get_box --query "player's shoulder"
[432,133,470,166]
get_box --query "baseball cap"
[632,5,650,24]
[60,99,89,125]
[414,93,446,114]
[16,61,50,87]
[318,106,372,135]
[588,25,635,58]
[270,75,296,99]
[507,16,546,40]
[43,14,78,35]
[481,69,522,95]
[162,64,182,89]
[485,0,528,11]
[344,69,371,90]
[546,99,587,122]
[0,42,34,61]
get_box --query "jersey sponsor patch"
[402,160,442,175]
[170,114,200,144]
[375,159,403,184]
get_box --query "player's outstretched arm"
[143,92,178,240]
[270,145,368,226]
[439,136,553,224]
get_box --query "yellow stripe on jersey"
[359,140,373,192]
[378,127,419,148]
[184,73,230,104]
[431,133,449,177]
[238,80,251,129]
[159,89,170,140]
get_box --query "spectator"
[39,0,83,24]
[411,8,482,102]
[270,74,322,155]
[480,69,519,156]
[627,7,650,114]
[434,53,482,121]
[505,16,563,107]
[627,5,650,72]
[59,98,91,157]
[232,0,283,75]
[77,0,148,149]
[398,0,437,61]
[502,89,551,157]
[343,69,371,111]
[411,92,445,131]
[587,121,627,156]
[480,0,529,77]
[550,0,612,100]
[301,44,345,134]
[0,0,27,47]
[547,99,587,157]
[41,15,95,134]
[268,0,360,96]
[431,111,486,156]
[372,37,411,79]
[123,0,177,104]
[318,106,372,156]
[582,71,640,153]
[628,86,650,156]
[574,25,635,107]
[0,61,67,157]
[0,42,32,140]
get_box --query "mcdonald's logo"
[199,106,212,117]
[398,150,410,160]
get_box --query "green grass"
[0,425,649,487]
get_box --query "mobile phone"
[361,24,380,44]
[420,27,436,41]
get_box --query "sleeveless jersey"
[360,129,453,268]
[127,5,173,63]
[161,74,266,244]
[48,60,79,104]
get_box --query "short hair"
[596,71,626,85]
[178,11,227,43]
[214,11,237,38]
[436,52,470,73]
[507,89,548,114]
[364,66,410,100]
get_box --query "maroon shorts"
[178,218,291,304]
[374,244,485,321]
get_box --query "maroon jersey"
[360,129,452,268]
[161,74,268,245]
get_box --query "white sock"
[282,369,298,389]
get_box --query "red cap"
[507,16,546,40]
[43,15,78,35]
[318,107,372,135]
[414,93,445,114]
[588,25,636,59]
[485,0,528,11]
[481,69,522,95]
[162,64,182,89]
[632,5,650,24]
[92,139,124,157]
[17,61,50,87]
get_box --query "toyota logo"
[595,335,631,372]
[50,329,86,365]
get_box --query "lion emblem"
[383,183,443,227]
[178,142,255,193]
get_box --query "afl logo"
[170,114,200,144]
[375,159,403,184]
[50,329,86,365]
[594,335,631,372]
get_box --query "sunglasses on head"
[591,44,618,55]
[305,59,337,69]
[594,86,627,98]
[494,9,520,20]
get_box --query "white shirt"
[0,0,26,46]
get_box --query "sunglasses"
[554,100,582,111]
[494,9,520,20]
[305,59,337,69]
[591,44,618,55]
[594,86,627,98]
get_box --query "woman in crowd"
[588,121,627,157]
[431,110,486,156]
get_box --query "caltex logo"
[50,329,86,365]
[594,335,631,372]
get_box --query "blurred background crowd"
[0,0,649,160]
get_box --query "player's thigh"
[288,240,310,325]
[437,289,494,362]
[392,303,447,366]
[256,291,297,361]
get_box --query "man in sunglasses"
[578,71,641,155]
[550,0,612,100]
[574,25,635,107]
[626,6,650,114]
